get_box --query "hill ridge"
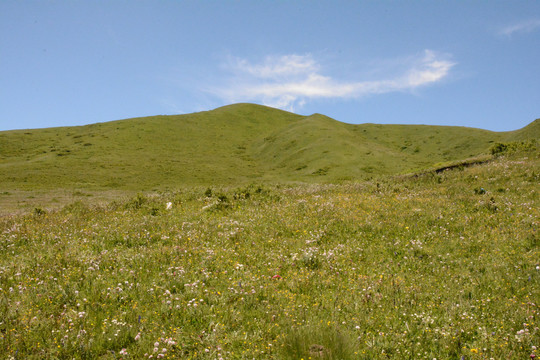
[0,103,538,190]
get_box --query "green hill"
[505,118,540,141]
[0,103,538,192]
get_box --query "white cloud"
[207,51,455,111]
[500,19,540,36]
[232,54,319,79]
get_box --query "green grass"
[0,104,302,192]
[0,104,539,358]
[1,104,538,193]
[0,147,538,359]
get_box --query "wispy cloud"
[499,19,540,37]
[206,50,455,111]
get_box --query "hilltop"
[0,103,538,194]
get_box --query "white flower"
[166,202,173,210]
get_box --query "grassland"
[1,144,538,359]
[1,104,539,358]
[1,104,538,199]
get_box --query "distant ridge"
[505,118,540,141]
[0,103,538,190]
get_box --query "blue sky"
[1,1,539,132]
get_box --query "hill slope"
[0,103,538,191]
[1,144,538,358]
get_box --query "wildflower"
[272,274,282,280]
[119,348,128,355]
[166,202,172,210]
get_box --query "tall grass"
[0,150,538,359]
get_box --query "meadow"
[1,146,538,359]
[2,104,538,198]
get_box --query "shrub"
[281,326,356,359]
[490,139,537,156]
[33,207,46,216]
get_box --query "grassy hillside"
[252,116,523,180]
[0,103,538,197]
[505,118,540,141]
[1,105,538,357]
[0,104,302,191]
[1,148,538,359]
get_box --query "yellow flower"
[470,348,478,353]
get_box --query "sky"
[1,1,539,132]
